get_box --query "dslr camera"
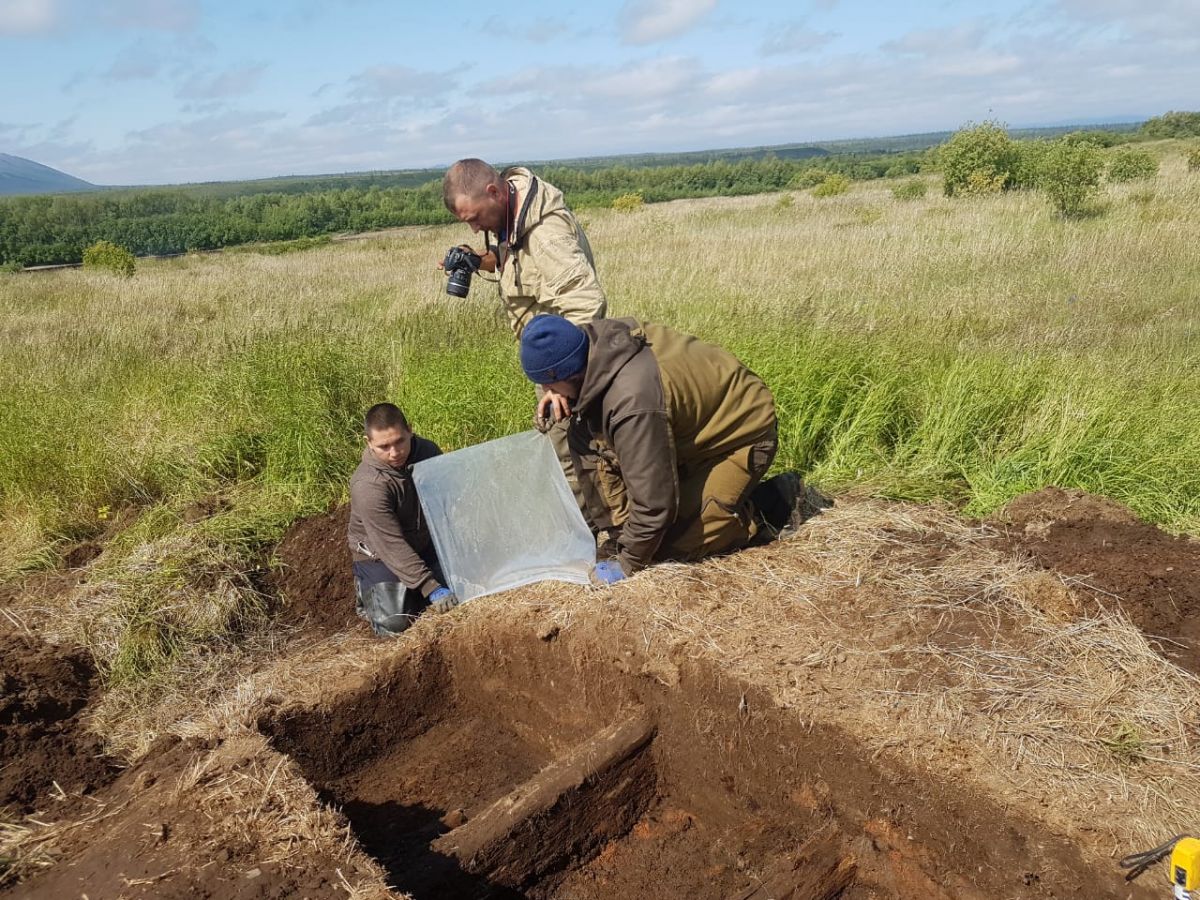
[442,246,482,298]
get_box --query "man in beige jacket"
[442,159,606,339]
[443,159,607,510]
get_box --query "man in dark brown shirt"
[518,315,781,583]
[347,403,458,636]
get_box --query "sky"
[0,0,1196,185]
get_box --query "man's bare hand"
[537,390,572,424]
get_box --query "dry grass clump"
[177,734,390,895]
[63,528,268,680]
[0,795,126,888]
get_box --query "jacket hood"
[500,166,569,248]
[575,318,648,414]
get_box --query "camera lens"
[446,268,471,298]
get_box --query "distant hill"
[537,121,1144,170]
[0,153,95,196]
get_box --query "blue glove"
[429,587,460,614]
[591,560,627,585]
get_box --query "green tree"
[790,168,832,189]
[1037,138,1104,217]
[891,179,927,201]
[611,191,644,212]
[1013,140,1051,190]
[812,174,851,197]
[939,122,1019,197]
[1107,149,1158,183]
[82,240,136,277]
[1141,111,1200,139]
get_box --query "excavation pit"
[262,625,1155,899]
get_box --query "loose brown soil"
[995,486,1200,672]
[3,735,360,899]
[0,632,118,815]
[268,504,358,635]
[262,625,1154,900]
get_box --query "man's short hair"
[443,158,501,211]
[364,403,410,436]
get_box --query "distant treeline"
[0,151,927,267]
[0,116,1177,268]
[0,181,450,267]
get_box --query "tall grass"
[2,153,1198,690]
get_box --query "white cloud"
[177,64,266,100]
[104,42,162,80]
[478,67,561,96]
[883,22,987,56]
[1,0,200,37]
[1058,0,1200,30]
[760,23,836,56]
[1055,0,1200,51]
[100,0,199,32]
[927,52,1022,78]
[584,56,701,101]
[17,6,1200,185]
[527,18,570,43]
[705,66,768,97]
[347,65,457,100]
[619,0,717,45]
[304,102,377,127]
[484,13,570,44]
[302,64,459,128]
[0,0,59,35]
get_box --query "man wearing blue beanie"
[519,314,784,582]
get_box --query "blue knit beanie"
[520,315,590,384]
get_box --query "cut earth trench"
[5,486,1192,898]
[262,620,1155,900]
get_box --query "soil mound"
[269,505,358,634]
[995,487,1200,671]
[4,735,358,899]
[996,486,1142,529]
[0,633,118,814]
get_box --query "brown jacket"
[347,436,442,595]
[494,167,607,335]
[571,319,777,573]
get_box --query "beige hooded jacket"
[493,167,607,335]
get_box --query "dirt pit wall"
[262,619,1154,900]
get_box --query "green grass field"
[2,140,1198,687]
